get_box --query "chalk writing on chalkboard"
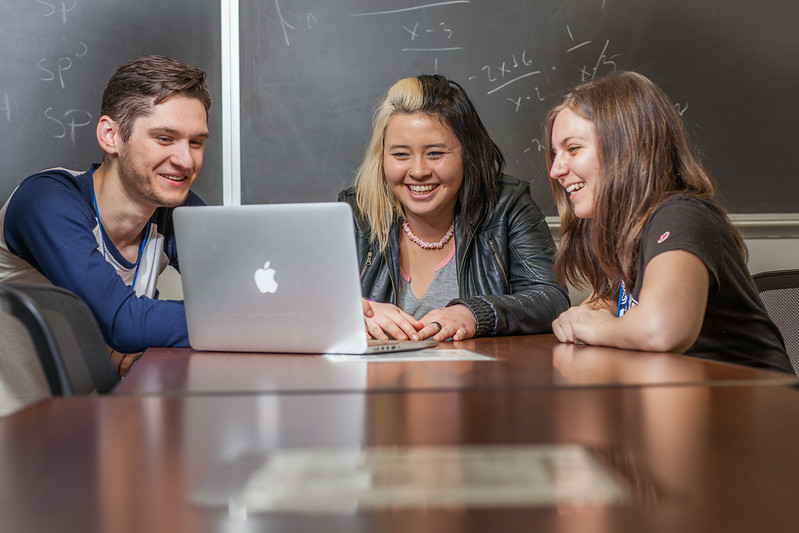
[351,1,472,18]
[44,107,93,146]
[37,41,88,89]
[30,1,96,144]
[274,0,318,47]
[350,2,472,74]
[400,20,462,75]
[38,43,94,143]
[238,0,799,214]
[402,21,454,42]
[34,0,77,24]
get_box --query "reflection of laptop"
[173,203,436,354]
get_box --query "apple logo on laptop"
[254,261,278,294]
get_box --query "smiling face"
[115,95,209,209]
[383,112,464,227]
[549,107,602,219]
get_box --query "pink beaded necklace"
[402,219,455,250]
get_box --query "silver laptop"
[172,202,436,354]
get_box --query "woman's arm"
[584,293,615,312]
[553,250,709,353]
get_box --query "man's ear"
[96,115,121,156]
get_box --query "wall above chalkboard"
[240,0,798,215]
[0,0,222,205]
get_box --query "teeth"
[408,184,436,193]
[566,182,585,194]
[162,174,185,182]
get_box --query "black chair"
[0,289,51,415]
[0,282,118,397]
[752,269,799,376]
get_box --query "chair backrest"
[0,282,119,397]
[0,290,52,416]
[752,269,799,375]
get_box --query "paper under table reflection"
[199,444,627,515]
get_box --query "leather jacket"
[338,175,570,336]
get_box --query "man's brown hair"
[101,55,211,142]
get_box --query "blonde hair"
[353,78,424,251]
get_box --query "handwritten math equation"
[469,24,686,157]
[265,1,693,164]
[2,0,94,145]
[0,0,94,143]
[471,25,622,120]
[351,1,470,74]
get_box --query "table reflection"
[2,383,796,531]
[552,343,708,385]
[115,336,795,399]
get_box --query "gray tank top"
[397,249,459,319]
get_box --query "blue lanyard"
[616,282,631,317]
[92,188,149,291]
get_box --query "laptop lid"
[173,203,434,354]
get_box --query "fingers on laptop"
[362,298,374,318]
[364,302,423,340]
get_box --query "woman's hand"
[362,298,374,318]
[419,304,477,341]
[363,300,424,340]
[551,304,615,344]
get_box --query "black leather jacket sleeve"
[447,176,569,335]
[338,175,570,337]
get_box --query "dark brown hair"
[101,55,211,142]
[545,71,745,301]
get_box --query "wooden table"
[114,334,797,396]
[3,384,799,532]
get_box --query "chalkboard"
[0,0,222,206]
[240,0,799,214]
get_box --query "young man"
[0,55,211,372]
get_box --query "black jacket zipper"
[488,239,511,292]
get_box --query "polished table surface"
[3,384,799,532]
[114,334,798,395]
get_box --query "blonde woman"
[339,75,569,342]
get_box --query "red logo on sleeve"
[657,231,670,244]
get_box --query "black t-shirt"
[624,195,790,373]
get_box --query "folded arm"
[552,250,709,353]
